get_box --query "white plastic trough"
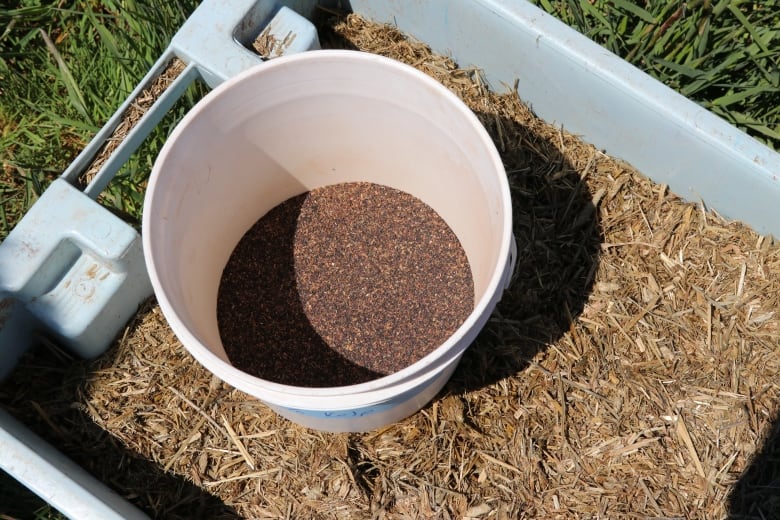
[1,0,778,517]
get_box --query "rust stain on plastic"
[85,263,99,279]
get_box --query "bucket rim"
[142,50,513,408]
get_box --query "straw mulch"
[77,58,187,188]
[3,13,780,520]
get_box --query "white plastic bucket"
[143,50,514,432]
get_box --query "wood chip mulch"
[2,12,779,520]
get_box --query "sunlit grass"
[0,0,778,516]
[531,0,779,148]
[0,0,203,239]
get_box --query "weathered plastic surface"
[0,409,149,519]
[171,3,320,87]
[351,0,780,238]
[0,179,152,379]
[0,1,318,516]
[3,0,779,513]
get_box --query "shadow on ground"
[0,345,240,520]
[0,17,601,518]
[446,110,602,394]
[316,9,603,395]
[0,105,602,520]
[729,415,780,519]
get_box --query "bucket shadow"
[217,193,384,388]
[0,347,240,519]
[728,415,780,518]
[446,109,603,393]
[311,6,602,394]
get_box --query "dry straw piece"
[77,58,187,188]
[2,12,780,520]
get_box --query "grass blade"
[727,3,772,54]
[38,28,92,125]
[710,84,780,108]
[609,0,657,24]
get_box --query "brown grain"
[4,13,780,520]
[217,182,474,387]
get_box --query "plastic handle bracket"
[0,179,152,362]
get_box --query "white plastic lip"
[143,50,512,408]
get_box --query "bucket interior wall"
[148,54,507,364]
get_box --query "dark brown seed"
[217,182,474,387]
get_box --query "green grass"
[530,0,780,148]
[0,0,778,515]
[1,1,778,241]
[0,1,201,517]
[0,0,203,240]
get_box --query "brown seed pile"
[4,12,780,520]
[217,182,474,387]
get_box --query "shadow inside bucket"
[217,194,384,388]
[312,8,603,397]
[446,109,603,393]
